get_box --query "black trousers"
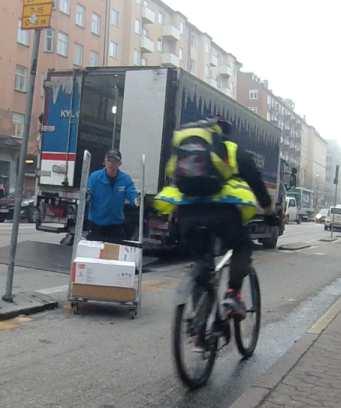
[177,204,252,291]
[87,222,126,243]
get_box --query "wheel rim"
[237,274,260,351]
[177,294,216,383]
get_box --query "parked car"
[0,195,37,223]
[315,208,328,223]
[324,207,341,231]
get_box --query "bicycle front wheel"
[234,270,261,357]
[172,288,218,389]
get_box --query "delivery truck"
[36,66,291,249]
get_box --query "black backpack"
[174,136,224,197]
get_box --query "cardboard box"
[76,240,141,267]
[71,284,136,302]
[72,257,135,288]
[76,240,103,258]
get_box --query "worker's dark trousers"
[87,222,126,243]
[177,204,252,292]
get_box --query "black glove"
[264,213,280,226]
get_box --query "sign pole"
[2,30,41,302]
[331,165,339,241]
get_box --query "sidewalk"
[231,298,341,408]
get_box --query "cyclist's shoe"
[221,289,246,321]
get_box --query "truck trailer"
[36,66,288,249]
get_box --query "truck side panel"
[40,72,82,187]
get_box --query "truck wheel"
[262,228,279,249]
[296,216,301,224]
[0,217,4,223]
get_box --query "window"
[89,51,99,66]
[191,34,197,48]
[109,41,118,58]
[91,13,101,35]
[56,32,69,56]
[59,0,70,14]
[179,21,184,34]
[249,89,258,100]
[156,39,163,51]
[141,57,146,66]
[44,29,54,52]
[178,47,183,59]
[74,43,84,66]
[17,20,29,46]
[75,4,85,27]
[111,8,119,26]
[249,107,258,114]
[133,49,141,65]
[15,66,28,92]
[158,12,164,24]
[135,19,141,35]
[12,113,25,138]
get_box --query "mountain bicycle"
[172,225,261,389]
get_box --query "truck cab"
[285,196,300,224]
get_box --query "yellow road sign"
[23,4,53,18]
[22,14,51,30]
[21,0,53,30]
[23,0,53,5]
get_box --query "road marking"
[36,285,68,295]
[308,297,341,334]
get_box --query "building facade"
[300,123,327,208]
[0,0,241,194]
[325,140,341,207]
[237,72,302,173]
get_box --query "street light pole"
[2,30,41,302]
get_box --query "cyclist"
[154,118,278,319]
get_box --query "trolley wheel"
[71,302,80,315]
[129,309,137,320]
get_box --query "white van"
[285,197,300,224]
[324,206,341,231]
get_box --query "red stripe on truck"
[41,153,76,161]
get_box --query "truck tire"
[296,216,301,224]
[262,227,279,249]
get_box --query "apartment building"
[0,0,241,194]
[237,71,302,173]
[300,123,327,208]
[325,140,341,206]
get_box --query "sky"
[165,0,341,142]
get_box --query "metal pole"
[331,183,338,240]
[112,76,119,149]
[68,150,91,300]
[2,30,41,302]
[137,154,146,316]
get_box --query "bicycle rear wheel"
[173,287,218,389]
[234,270,261,357]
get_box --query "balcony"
[210,55,218,67]
[218,64,233,77]
[161,53,180,67]
[142,7,155,24]
[162,25,181,42]
[141,36,154,53]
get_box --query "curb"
[278,242,311,251]
[0,292,58,321]
[230,296,341,408]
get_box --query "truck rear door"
[40,72,82,187]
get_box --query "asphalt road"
[1,222,341,408]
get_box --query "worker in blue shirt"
[87,149,138,243]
